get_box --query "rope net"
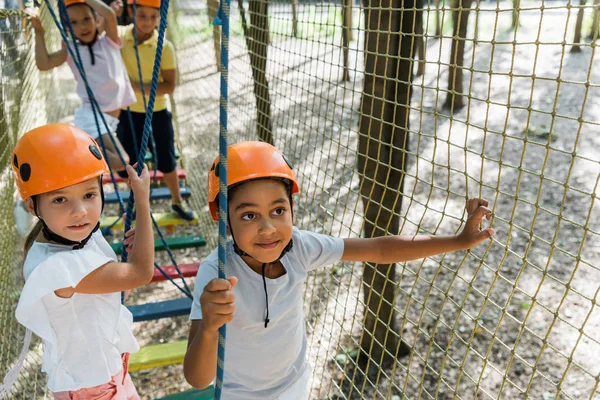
[2,0,600,398]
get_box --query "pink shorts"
[52,353,140,400]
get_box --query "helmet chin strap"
[32,182,105,250]
[228,205,294,329]
[231,235,294,329]
[40,220,99,250]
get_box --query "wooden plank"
[109,236,206,255]
[128,298,192,322]
[101,168,187,184]
[105,186,191,204]
[156,387,214,400]
[151,262,199,283]
[100,211,198,231]
[129,340,187,372]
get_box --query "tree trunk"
[571,0,586,53]
[588,0,600,40]
[511,0,520,28]
[357,0,414,372]
[291,0,298,37]
[473,0,480,40]
[341,0,352,80]
[415,0,425,77]
[434,0,442,37]
[443,0,472,111]
[208,0,221,71]
[238,0,274,144]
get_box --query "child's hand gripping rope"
[200,277,239,333]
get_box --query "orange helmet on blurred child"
[127,0,160,8]
[12,124,109,199]
[64,0,87,7]
[208,141,299,222]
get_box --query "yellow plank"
[100,212,198,230]
[129,340,187,372]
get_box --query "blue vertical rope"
[121,0,171,262]
[214,0,229,396]
[126,1,190,294]
[129,0,159,172]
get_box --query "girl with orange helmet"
[10,124,153,399]
[28,0,134,172]
[183,141,495,399]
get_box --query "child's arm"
[54,164,154,297]
[31,15,67,71]
[341,198,494,264]
[135,68,176,96]
[85,0,119,44]
[184,277,238,389]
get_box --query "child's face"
[228,179,294,267]
[67,4,98,44]
[131,6,160,36]
[27,178,103,243]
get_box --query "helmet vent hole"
[20,163,31,182]
[282,154,293,170]
[89,145,102,160]
[13,154,18,168]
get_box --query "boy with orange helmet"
[29,0,134,172]
[183,141,495,399]
[9,124,153,399]
[113,0,194,220]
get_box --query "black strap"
[261,263,270,328]
[41,221,99,249]
[78,29,99,65]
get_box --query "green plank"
[109,235,206,254]
[100,211,199,230]
[156,387,214,400]
[129,340,187,371]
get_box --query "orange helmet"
[127,0,160,8]
[12,124,109,199]
[64,0,87,7]
[208,141,299,221]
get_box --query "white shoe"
[14,200,34,238]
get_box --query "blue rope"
[120,0,171,265]
[129,0,159,172]
[214,0,229,396]
[125,2,190,293]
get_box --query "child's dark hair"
[217,178,294,213]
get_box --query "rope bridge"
[2,0,600,398]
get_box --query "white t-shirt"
[190,227,345,400]
[66,33,136,113]
[15,231,140,392]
